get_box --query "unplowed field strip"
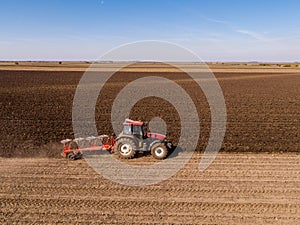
[1,153,300,224]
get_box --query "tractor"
[61,118,172,160]
[114,119,172,159]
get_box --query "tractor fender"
[149,139,165,150]
[115,135,139,146]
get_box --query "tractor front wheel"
[151,143,168,160]
[115,138,136,159]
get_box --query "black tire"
[151,143,168,160]
[67,153,75,160]
[115,138,136,159]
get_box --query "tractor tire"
[151,143,168,160]
[67,153,75,160]
[115,138,136,159]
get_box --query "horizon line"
[0,60,299,64]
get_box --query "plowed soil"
[0,64,299,156]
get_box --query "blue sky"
[1,0,300,61]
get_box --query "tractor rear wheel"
[115,138,136,159]
[151,143,168,160]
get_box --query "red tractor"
[61,118,172,160]
[114,119,172,159]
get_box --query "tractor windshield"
[132,125,143,137]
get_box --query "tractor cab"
[122,119,147,139]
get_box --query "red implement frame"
[61,135,115,159]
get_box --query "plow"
[61,118,172,160]
[61,135,114,160]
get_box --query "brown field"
[0,62,300,224]
[1,154,300,224]
[0,62,299,156]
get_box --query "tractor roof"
[123,118,143,126]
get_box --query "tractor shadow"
[166,145,184,158]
